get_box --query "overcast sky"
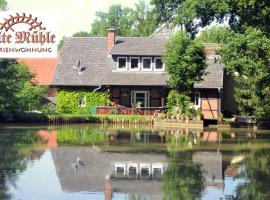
[7,0,150,39]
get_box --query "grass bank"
[0,112,153,125]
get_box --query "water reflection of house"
[51,147,167,199]
[192,151,223,187]
[202,131,219,143]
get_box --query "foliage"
[91,1,157,37]
[0,60,47,113]
[163,30,206,92]
[0,0,7,10]
[58,32,92,50]
[72,31,92,37]
[222,28,270,117]
[164,31,206,119]
[235,148,270,199]
[0,129,40,199]
[196,26,232,44]
[161,152,204,200]
[151,0,270,36]
[57,127,106,145]
[57,88,110,114]
[58,1,157,50]
[167,90,191,116]
[41,102,57,114]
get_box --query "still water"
[0,124,270,200]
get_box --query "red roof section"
[17,58,57,85]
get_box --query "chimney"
[107,29,115,53]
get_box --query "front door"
[131,91,150,108]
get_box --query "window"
[78,96,86,107]
[154,58,164,71]
[131,90,150,108]
[130,57,140,71]
[142,57,152,71]
[194,92,201,109]
[117,57,127,70]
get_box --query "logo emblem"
[0,12,57,58]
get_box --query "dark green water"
[0,124,270,200]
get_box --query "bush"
[57,88,111,114]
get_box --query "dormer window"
[130,57,140,71]
[154,58,164,71]
[117,57,127,70]
[142,57,152,71]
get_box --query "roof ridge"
[148,23,169,38]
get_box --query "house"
[51,146,167,200]
[52,25,224,120]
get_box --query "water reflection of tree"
[161,152,204,200]
[56,127,108,145]
[0,129,39,199]
[162,132,204,200]
[165,130,200,152]
[235,148,270,200]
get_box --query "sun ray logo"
[0,12,57,58]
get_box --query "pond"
[0,124,270,200]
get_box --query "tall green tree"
[163,30,206,92]
[235,148,270,199]
[0,0,7,10]
[163,30,206,116]
[0,60,47,112]
[222,28,270,117]
[91,4,134,37]
[132,0,157,37]
[91,1,157,37]
[196,26,232,44]
[151,0,270,36]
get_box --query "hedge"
[57,88,110,114]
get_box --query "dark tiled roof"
[103,72,168,86]
[51,147,167,194]
[52,36,224,88]
[52,37,113,86]
[110,37,166,56]
[194,62,224,88]
[110,24,172,56]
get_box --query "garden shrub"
[57,88,110,114]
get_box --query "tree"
[162,148,204,200]
[0,60,47,112]
[0,129,40,199]
[196,26,232,44]
[132,0,158,37]
[91,1,157,37]
[163,30,206,117]
[58,31,92,50]
[72,31,91,37]
[0,0,7,10]
[151,0,270,36]
[235,148,270,199]
[163,30,206,92]
[222,28,270,117]
[91,4,134,37]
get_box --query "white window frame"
[194,92,201,109]
[117,57,128,70]
[154,57,164,71]
[115,163,126,175]
[129,57,140,71]
[142,57,152,71]
[131,90,150,108]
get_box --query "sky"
[7,0,150,40]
